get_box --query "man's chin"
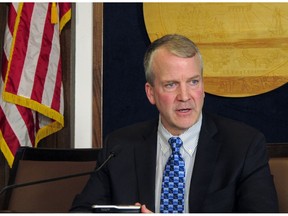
[172,123,195,135]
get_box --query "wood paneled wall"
[93,3,103,149]
[0,4,11,208]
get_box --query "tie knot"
[168,137,183,153]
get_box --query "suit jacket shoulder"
[105,119,158,141]
[189,112,278,212]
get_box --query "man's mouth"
[177,108,191,113]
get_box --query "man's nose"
[177,85,190,102]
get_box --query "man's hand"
[135,203,153,213]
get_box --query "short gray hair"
[143,34,203,85]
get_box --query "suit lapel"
[189,113,221,212]
[134,120,158,212]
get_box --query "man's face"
[145,48,205,136]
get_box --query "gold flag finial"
[51,3,58,24]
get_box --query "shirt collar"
[158,113,202,156]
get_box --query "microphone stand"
[0,152,116,196]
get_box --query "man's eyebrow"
[188,75,201,80]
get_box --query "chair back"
[3,147,99,213]
[267,143,288,213]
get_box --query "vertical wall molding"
[93,3,103,148]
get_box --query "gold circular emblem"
[143,3,288,97]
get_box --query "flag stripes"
[0,3,71,167]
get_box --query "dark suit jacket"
[70,112,279,213]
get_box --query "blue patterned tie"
[160,137,185,213]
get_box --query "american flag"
[0,3,71,167]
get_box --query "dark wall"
[103,3,156,136]
[103,3,288,143]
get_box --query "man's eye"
[191,79,199,86]
[165,83,175,88]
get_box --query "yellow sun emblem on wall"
[143,3,288,97]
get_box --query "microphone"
[0,148,119,196]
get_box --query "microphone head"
[110,145,122,157]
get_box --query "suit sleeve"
[236,132,279,212]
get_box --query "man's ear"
[145,82,156,105]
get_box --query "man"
[70,34,278,213]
